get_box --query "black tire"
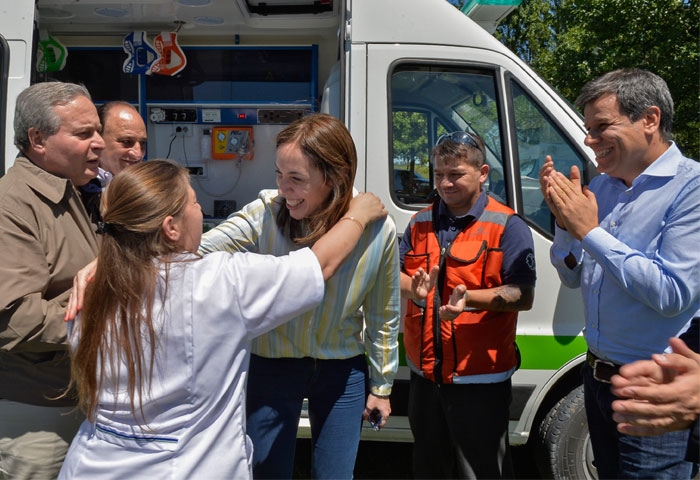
[535,385,597,479]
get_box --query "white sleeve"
[215,248,324,338]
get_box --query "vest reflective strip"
[408,202,510,228]
[479,209,509,227]
[406,355,516,384]
[409,208,433,226]
[451,366,517,384]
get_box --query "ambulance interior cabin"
[34,0,342,227]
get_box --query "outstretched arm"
[311,192,387,280]
[66,192,389,319]
[65,258,97,321]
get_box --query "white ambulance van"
[0,1,598,477]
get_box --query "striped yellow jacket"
[199,189,400,395]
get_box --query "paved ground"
[293,439,541,479]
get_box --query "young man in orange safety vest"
[399,131,536,479]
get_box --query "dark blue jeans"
[583,363,697,479]
[246,354,368,479]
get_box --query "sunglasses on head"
[436,131,485,155]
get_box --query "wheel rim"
[583,434,598,480]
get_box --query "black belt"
[586,351,621,384]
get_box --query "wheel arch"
[525,353,586,442]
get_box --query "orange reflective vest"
[403,197,519,384]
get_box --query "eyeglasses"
[436,131,485,155]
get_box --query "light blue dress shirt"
[551,143,700,365]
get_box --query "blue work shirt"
[551,143,700,365]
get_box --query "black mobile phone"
[368,409,382,431]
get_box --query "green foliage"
[392,111,430,170]
[496,0,700,159]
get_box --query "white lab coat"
[59,249,324,479]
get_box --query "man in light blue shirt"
[539,68,700,479]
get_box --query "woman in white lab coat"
[58,160,385,479]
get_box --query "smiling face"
[32,95,105,186]
[583,93,656,186]
[275,142,332,220]
[99,105,147,176]
[434,155,489,217]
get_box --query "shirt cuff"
[551,223,579,259]
[370,386,392,397]
[581,226,616,263]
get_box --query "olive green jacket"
[0,156,98,406]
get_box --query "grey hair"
[575,69,674,142]
[14,82,92,153]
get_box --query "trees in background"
[494,0,699,159]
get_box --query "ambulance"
[0,1,598,477]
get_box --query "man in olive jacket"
[0,82,104,478]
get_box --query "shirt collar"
[633,142,682,185]
[17,156,73,205]
[98,167,113,187]
[437,189,488,221]
[602,143,682,191]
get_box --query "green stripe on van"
[516,335,587,370]
[396,334,587,371]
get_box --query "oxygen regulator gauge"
[211,126,254,160]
